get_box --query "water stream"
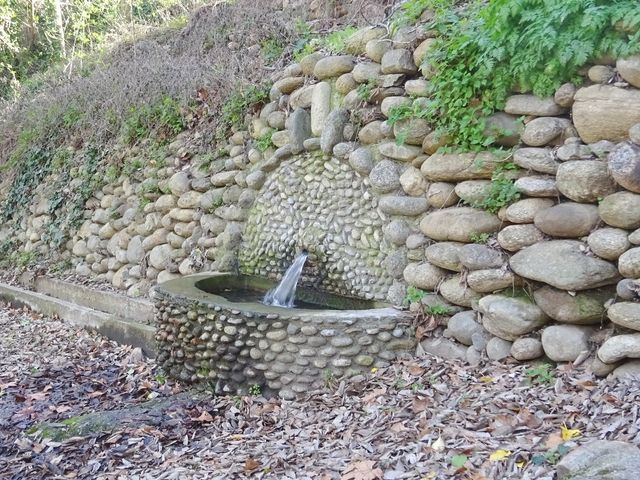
[263,251,308,307]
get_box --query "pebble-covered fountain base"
[153,273,414,399]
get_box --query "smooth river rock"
[478,295,549,341]
[541,325,592,362]
[557,440,640,480]
[420,207,502,242]
[607,141,640,193]
[572,85,640,143]
[598,192,640,229]
[533,202,599,238]
[424,242,464,272]
[403,262,447,290]
[509,240,620,290]
[504,198,555,224]
[467,269,522,293]
[618,247,640,278]
[420,151,504,182]
[607,302,640,331]
[555,160,616,202]
[598,334,640,363]
[379,196,429,216]
[497,224,545,252]
[587,228,631,261]
[504,94,566,116]
[533,286,612,325]
[513,147,559,174]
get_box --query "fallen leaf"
[412,397,429,413]
[561,424,581,441]
[192,411,214,422]
[545,433,564,449]
[341,460,383,480]
[450,454,468,468]
[363,387,386,404]
[432,436,445,452]
[244,458,260,472]
[489,449,511,461]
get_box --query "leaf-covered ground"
[1,305,639,480]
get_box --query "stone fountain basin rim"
[152,273,409,321]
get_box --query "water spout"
[264,251,308,307]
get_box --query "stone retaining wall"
[4,22,640,380]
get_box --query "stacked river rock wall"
[4,24,640,380]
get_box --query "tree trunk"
[53,0,65,58]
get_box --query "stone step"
[0,282,156,357]
[34,276,155,325]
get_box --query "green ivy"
[1,146,53,222]
[43,146,104,250]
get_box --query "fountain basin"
[152,273,415,399]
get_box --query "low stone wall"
[3,22,640,379]
[152,274,413,398]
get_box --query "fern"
[409,0,640,151]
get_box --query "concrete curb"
[0,282,157,357]
[34,276,155,324]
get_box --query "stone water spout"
[263,250,308,307]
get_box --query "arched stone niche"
[239,152,396,301]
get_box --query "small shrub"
[425,305,452,316]
[469,232,491,244]
[526,363,555,385]
[248,384,262,396]
[15,251,35,267]
[323,26,358,54]
[475,162,521,213]
[356,81,375,102]
[261,37,285,64]
[405,285,426,304]
[256,130,275,152]
[219,83,271,135]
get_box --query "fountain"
[152,253,415,399]
[263,251,308,307]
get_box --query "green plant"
[525,363,555,385]
[323,26,358,54]
[450,454,468,469]
[122,96,185,144]
[104,164,121,182]
[323,369,336,389]
[393,0,640,151]
[469,232,491,244]
[425,305,453,316]
[256,130,275,152]
[219,83,271,136]
[15,251,35,267]
[356,81,375,102]
[405,285,427,304]
[386,103,414,127]
[411,382,425,392]
[49,258,72,273]
[474,162,520,213]
[248,384,262,396]
[532,444,571,466]
[261,37,285,64]
[390,0,455,33]
[1,146,54,222]
[155,372,167,385]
